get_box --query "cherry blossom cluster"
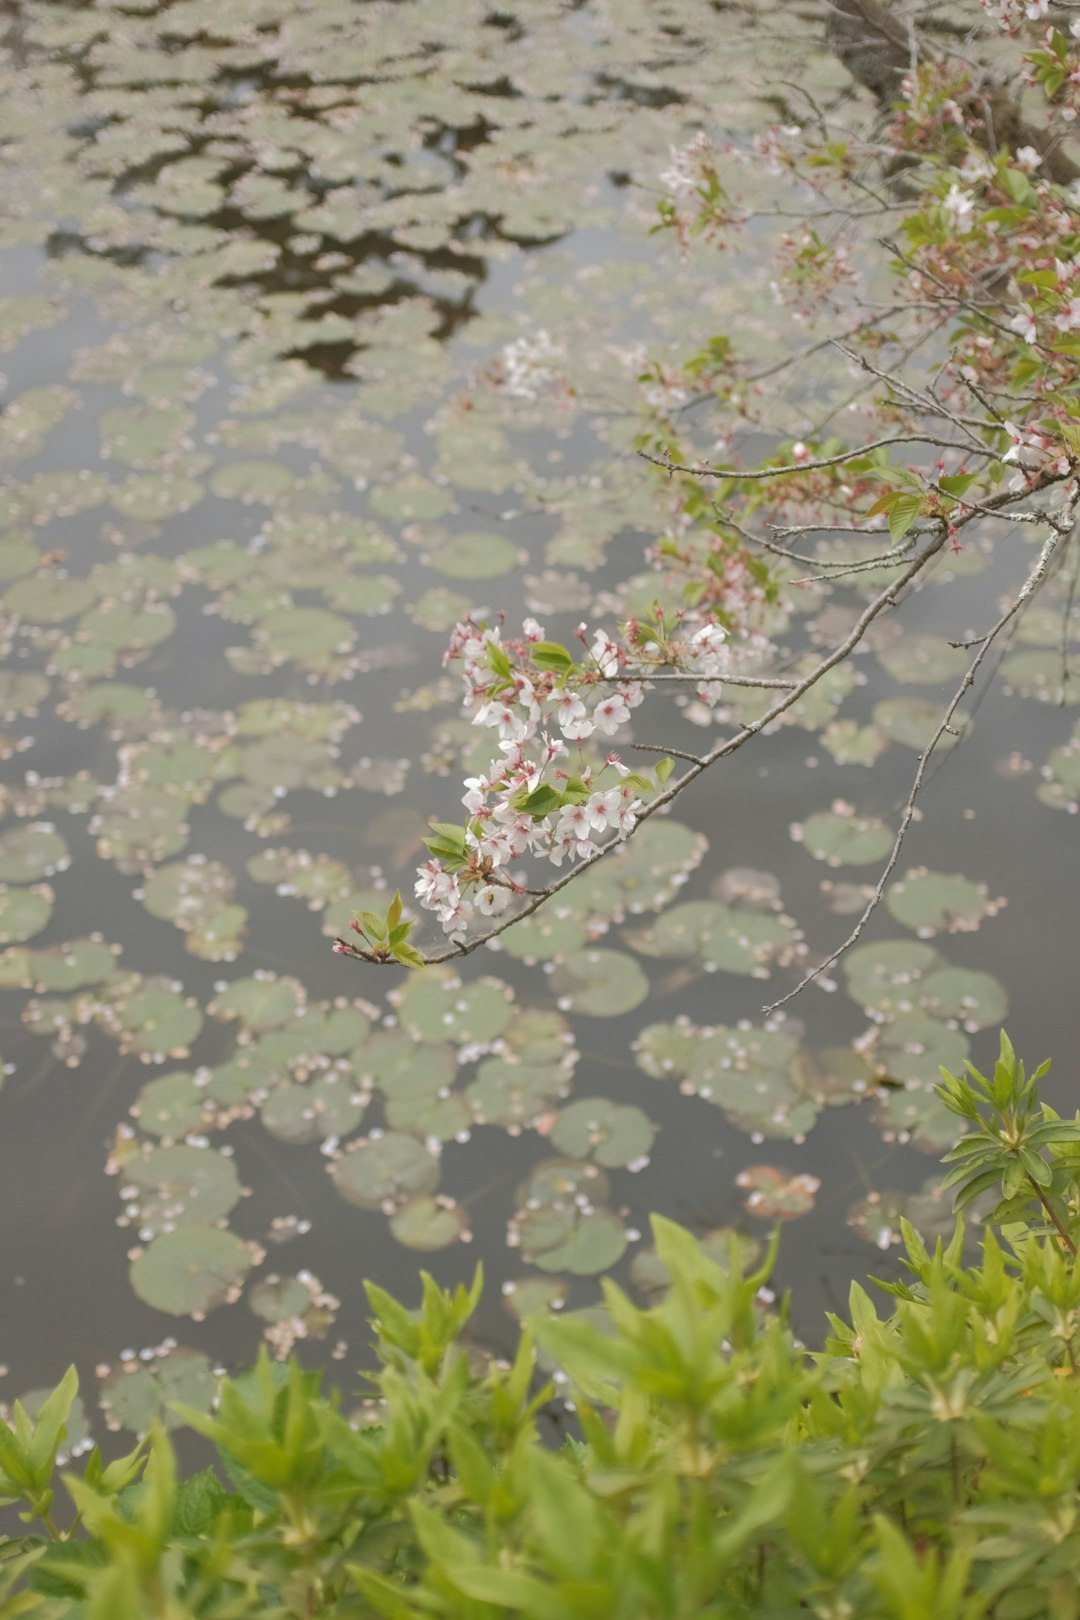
[980,0,1049,34]
[412,612,736,941]
[497,330,564,401]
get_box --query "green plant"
[5,1038,1080,1619]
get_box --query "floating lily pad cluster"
[0,0,1071,1442]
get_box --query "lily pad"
[873,1081,961,1153]
[869,1011,971,1084]
[820,719,889,767]
[260,1076,366,1145]
[119,1144,243,1237]
[629,899,796,977]
[26,937,118,992]
[548,1098,656,1169]
[886,869,1003,937]
[106,983,204,1059]
[211,459,295,503]
[876,634,970,686]
[551,949,649,1016]
[916,966,1009,1031]
[393,969,514,1045]
[131,1071,208,1139]
[390,1195,470,1250]
[209,974,307,1032]
[5,573,97,624]
[515,1203,627,1276]
[427,530,520,580]
[98,1347,216,1435]
[467,1059,570,1129]
[735,1165,820,1219]
[331,1132,440,1209]
[794,805,894,867]
[843,940,940,1017]
[0,823,69,882]
[0,883,53,944]
[129,1225,253,1319]
[873,697,965,751]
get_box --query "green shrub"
[5,1034,1080,1619]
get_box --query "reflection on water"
[0,0,1075,1437]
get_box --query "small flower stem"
[1029,1178,1078,1257]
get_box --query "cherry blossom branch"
[638,431,983,484]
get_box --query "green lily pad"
[100,404,194,466]
[119,1144,242,1237]
[873,1081,960,1153]
[211,459,295,503]
[501,1276,569,1321]
[466,1058,570,1129]
[370,475,458,523]
[0,672,49,719]
[886,869,1003,937]
[131,1071,208,1139]
[26,936,118,992]
[254,605,356,669]
[393,969,514,1045]
[496,910,589,963]
[209,974,307,1032]
[111,473,204,521]
[61,677,153,729]
[248,1275,315,1325]
[688,1026,819,1141]
[0,883,53,944]
[1037,723,1080,810]
[390,1195,470,1250]
[916,966,1009,1031]
[873,697,965,751]
[869,1011,970,1083]
[141,858,236,926]
[185,903,248,963]
[843,940,941,1016]
[632,1018,707,1082]
[76,600,177,654]
[820,719,889,767]
[515,1202,627,1276]
[795,805,894,867]
[129,1225,253,1319]
[562,819,707,925]
[92,788,190,869]
[500,1007,577,1067]
[260,1075,367,1145]
[107,982,204,1060]
[331,1132,440,1209]
[1002,648,1080,704]
[847,1179,955,1252]
[548,1098,656,1169]
[98,1347,216,1435]
[551,949,649,1017]
[735,1165,820,1219]
[876,634,970,686]
[0,534,39,581]
[629,899,796,977]
[427,530,520,580]
[5,574,97,629]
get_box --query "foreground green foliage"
[3,1039,1080,1618]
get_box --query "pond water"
[0,0,1076,1447]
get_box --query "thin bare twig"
[763,517,1069,1015]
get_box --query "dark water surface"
[0,0,1075,1447]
